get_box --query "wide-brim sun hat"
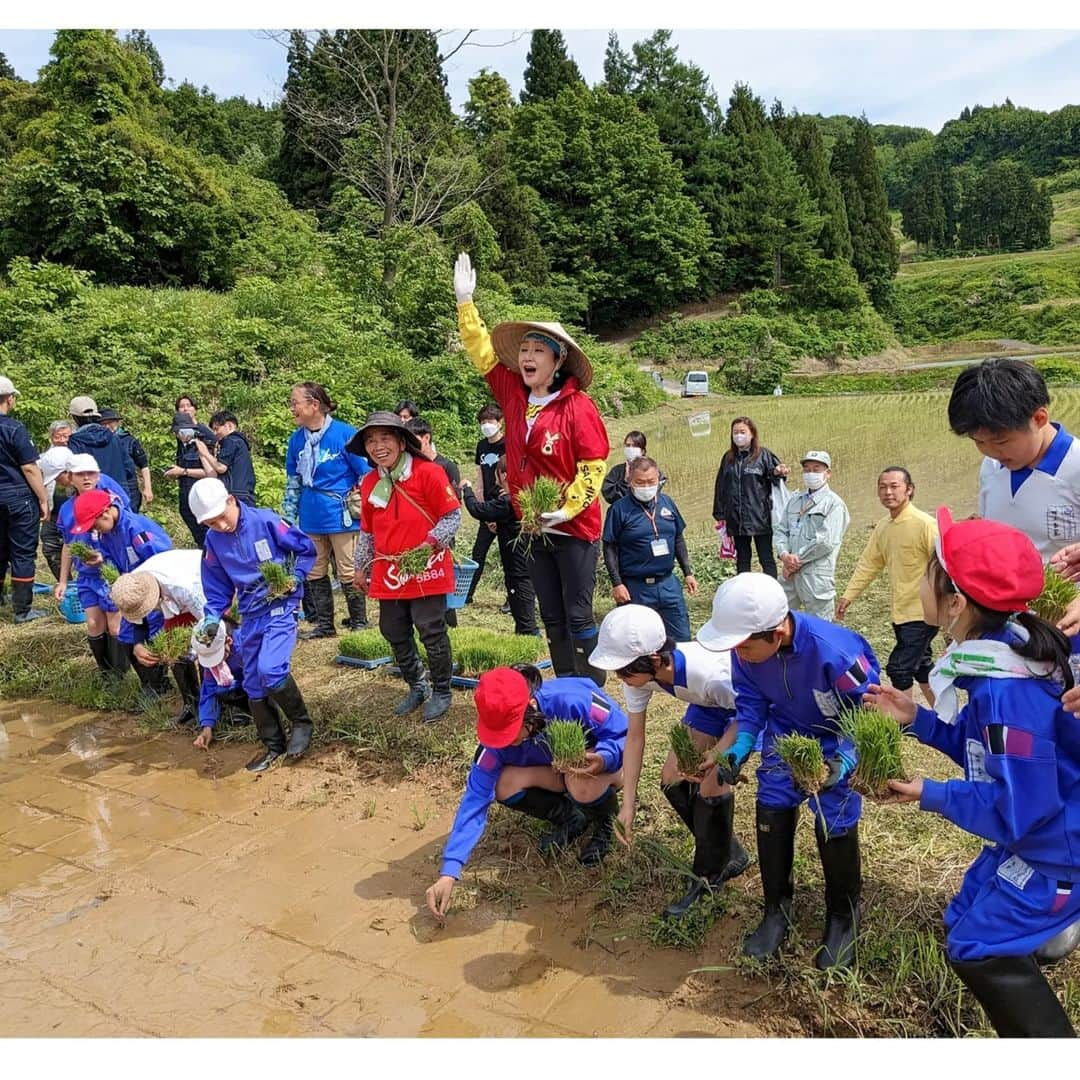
[490,320,593,391]
[110,572,161,622]
[345,411,423,462]
[697,572,789,652]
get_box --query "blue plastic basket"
[33,582,54,595]
[446,557,479,610]
[59,583,86,624]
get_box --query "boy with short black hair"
[468,403,509,608]
[948,357,1080,561]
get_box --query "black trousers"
[378,593,451,684]
[734,532,777,577]
[467,522,499,603]
[526,533,599,639]
[498,524,538,634]
[40,513,64,581]
[888,621,937,690]
[0,495,40,582]
[178,494,208,547]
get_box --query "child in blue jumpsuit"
[191,617,252,751]
[191,478,317,773]
[70,488,172,699]
[425,665,627,921]
[699,572,880,970]
[868,508,1080,1037]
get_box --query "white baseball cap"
[589,605,668,670]
[38,446,75,486]
[68,453,101,474]
[697,573,789,652]
[0,376,19,396]
[194,619,228,668]
[801,450,832,468]
[68,395,99,419]
[189,477,229,523]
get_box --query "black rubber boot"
[577,787,619,867]
[389,635,431,715]
[1036,919,1080,966]
[508,787,588,855]
[219,686,252,725]
[11,580,47,622]
[268,674,314,759]
[663,779,697,832]
[743,803,798,960]
[340,582,369,631]
[301,584,316,623]
[950,954,1076,1037]
[572,636,607,688]
[246,697,286,773]
[107,635,130,676]
[664,792,738,919]
[169,660,201,726]
[125,643,168,706]
[87,633,112,676]
[545,630,577,678]
[421,630,453,723]
[298,576,337,639]
[814,820,861,970]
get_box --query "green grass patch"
[339,625,545,674]
[339,628,393,661]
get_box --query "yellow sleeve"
[561,459,606,520]
[841,526,885,603]
[457,301,499,376]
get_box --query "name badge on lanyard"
[651,537,670,557]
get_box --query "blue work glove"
[193,616,220,646]
[822,749,856,790]
[715,730,756,785]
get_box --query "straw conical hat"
[490,321,593,391]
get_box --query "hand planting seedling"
[100,563,120,585]
[395,544,433,580]
[544,719,589,773]
[839,705,907,798]
[146,626,194,664]
[1030,566,1079,625]
[68,541,97,562]
[516,476,563,538]
[774,733,828,795]
[259,561,297,599]
[669,723,705,777]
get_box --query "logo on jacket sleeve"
[588,693,612,725]
[835,655,872,693]
[541,430,561,456]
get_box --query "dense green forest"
[1,29,1078,491]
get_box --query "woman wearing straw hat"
[454,253,610,684]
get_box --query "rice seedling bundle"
[669,723,705,775]
[774,733,828,795]
[100,563,120,585]
[448,627,544,674]
[340,629,394,661]
[395,544,433,580]
[259,561,297,599]
[839,706,907,798]
[543,719,588,771]
[69,541,97,562]
[516,476,563,538]
[1030,566,1079,625]
[147,626,193,664]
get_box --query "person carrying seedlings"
[424,664,627,922]
[698,572,881,969]
[195,411,256,508]
[191,617,252,751]
[0,375,50,624]
[98,407,152,513]
[867,510,1080,1038]
[346,412,460,724]
[454,252,610,684]
[466,403,510,610]
[110,548,207,727]
[589,604,750,919]
[711,416,790,578]
[69,488,174,702]
[190,477,317,773]
[460,456,538,637]
[773,450,849,621]
[602,430,667,505]
[837,466,940,704]
[603,455,697,643]
[284,382,372,639]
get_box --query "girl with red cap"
[868,508,1080,1037]
[425,666,627,922]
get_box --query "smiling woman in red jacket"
[454,253,610,685]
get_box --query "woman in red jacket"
[455,253,610,684]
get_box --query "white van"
[682,370,709,397]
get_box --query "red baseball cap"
[73,489,113,534]
[474,667,531,749]
[936,507,1043,612]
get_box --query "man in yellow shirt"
[836,467,939,704]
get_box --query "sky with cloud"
[3,28,1080,132]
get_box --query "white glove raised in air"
[539,508,571,534]
[454,252,476,304]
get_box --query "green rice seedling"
[339,629,394,661]
[146,626,193,664]
[447,627,544,675]
[543,719,588,772]
[668,723,705,775]
[774,733,828,795]
[100,562,120,585]
[259,561,297,599]
[395,544,433,580]
[839,705,907,798]
[68,541,97,562]
[516,476,563,538]
[1031,566,1079,625]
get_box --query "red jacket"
[485,363,609,543]
[359,457,460,600]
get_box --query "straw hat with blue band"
[489,320,593,391]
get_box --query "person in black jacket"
[467,403,510,609]
[712,416,789,577]
[195,410,256,506]
[460,456,538,636]
[67,396,130,489]
[163,407,216,546]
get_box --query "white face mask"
[803,472,827,491]
[480,422,500,439]
[632,484,658,502]
[732,432,751,448]
[623,445,643,462]
[177,428,195,441]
